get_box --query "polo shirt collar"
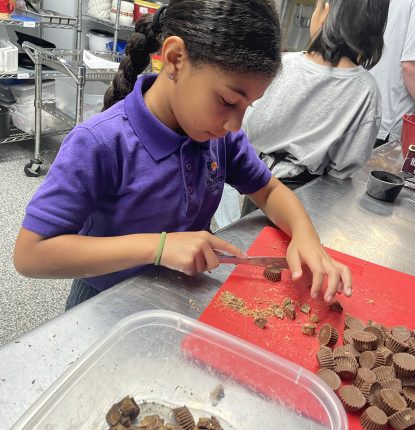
[124,74,189,161]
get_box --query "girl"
[14,0,352,309]
[243,0,389,184]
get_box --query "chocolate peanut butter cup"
[402,387,415,408]
[354,367,377,389]
[377,346,394,366]
[284,304,296,320]
[343,328,358,345]
[334,344,360,359]
[335,356,358,380]
[172,406,195,430]
[360,351,385,369]
[387,408,415,430]
[379,378,403,393]
[400,377,415,388]
[368,382,383,406]
[319,323,339,348]
[317,368,342,391]
[263,265,283,282]
[364,326,385,348]
[392,326,412,343]
[360,406,388,430]
[338,385,366,412]
[345,314,366,331]
[374,366,396,382]
[352,330,379,352]
[407,338,415,356]
[393,352,415,378]
[385,334,409,354]
[302,322,316,336]
[317,346,336,370]
[377,388,407,416]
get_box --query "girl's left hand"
[286,234,352,303]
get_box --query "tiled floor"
[0,138,71,346]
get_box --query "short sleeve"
[22,126,115,237]
[401,2,415,62]
[224,129,272,195]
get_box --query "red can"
[401,113,415,158]
[133,0,159,22]
[401,144,415,175]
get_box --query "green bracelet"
[154,231,167,266]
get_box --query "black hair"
[307,0,389,69]
[103,0,282,110]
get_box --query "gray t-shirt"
[370,0,415,140]
[243,52,381,179]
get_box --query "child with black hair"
[242,0,389,184]
[14,0,352,309]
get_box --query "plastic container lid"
[11,310,348,429]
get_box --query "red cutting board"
[199,227,415,430]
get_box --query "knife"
[215,251,288,268]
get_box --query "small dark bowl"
[366,170,404,202]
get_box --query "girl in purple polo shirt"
[14,0,352,309]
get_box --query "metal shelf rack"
[83,0,135,52]
[20,42,123,177]
[0,124,71,145]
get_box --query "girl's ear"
[161,36,189,79]
[321,1,330,24]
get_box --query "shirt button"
[185,163,192,171]
[187,186,193,194]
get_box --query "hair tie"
[152,5,168,34]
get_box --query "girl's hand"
[160,231,245,276]
[286,234,352,303]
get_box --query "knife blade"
[215,252,288,268]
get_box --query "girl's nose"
[224,112,244,133]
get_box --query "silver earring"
[168,73,175,80]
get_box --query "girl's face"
[310,0,330,39]
[170,63,272,142]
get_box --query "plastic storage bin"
[55,77,108,119]
[9,81,55,105]
[11,311,348,430]
[11,102,67,134]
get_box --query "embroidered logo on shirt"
[207,161,218,173]
[206,159,223,192]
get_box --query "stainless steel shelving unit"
[0,124,69,145]
[21,42,123,177]
[0,0,83,150]
[0,0,132,174]
[83,0,135,52]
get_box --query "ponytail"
[103,6,167,110]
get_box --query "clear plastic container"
[11,103,67,134]
[11,311,348,429]
[9,81,55,105]
[55,77,107,118]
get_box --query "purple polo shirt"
[22,74,271,290]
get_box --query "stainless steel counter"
[1,173,415,428]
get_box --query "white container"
[0,40,18,73]
[110,0,134,26]
[87,29,114,52]
[11,311,348,430]
[55,77,108,118]
[9,81,55,105]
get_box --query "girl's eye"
[220,97,235,108]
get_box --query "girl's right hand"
[160,231,245,276]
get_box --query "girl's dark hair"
[103,0,281,110]
[307,0,389,69]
